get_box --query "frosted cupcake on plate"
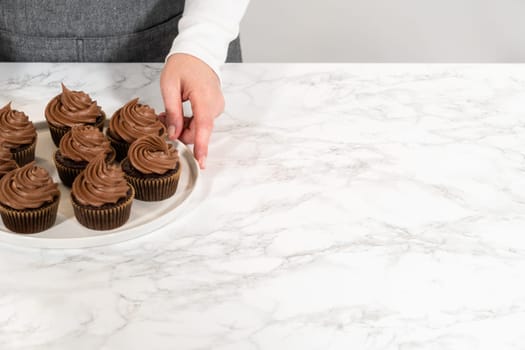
[106,98,166,161]
[54,125,115,187]
[0,161,60,234]
[45,83,106,146]
[122,134,181,201]
[0,102,37,166]
[71,153,134,230]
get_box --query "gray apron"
[0,0,241,62]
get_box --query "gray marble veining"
[0,63,525,349]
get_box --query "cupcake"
[71,153,134,230]
[106,98,166,161]
[54,125,116,187]
[45,83,106,147]
[0,161,60,234]
[122,135,181,201]
[0,102,37,166]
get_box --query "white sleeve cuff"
[166,0,250,82]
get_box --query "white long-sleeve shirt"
[167,0,250,79]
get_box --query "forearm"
[167,0,250,79]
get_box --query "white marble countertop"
[1,63,525,349]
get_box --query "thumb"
[160,80,184,140]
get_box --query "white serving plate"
[0,122,199,249]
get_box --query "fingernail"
[199,156,206,169]
[168,125,175,139]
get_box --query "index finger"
[160,79,184,140]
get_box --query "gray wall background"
[240,0,525,62]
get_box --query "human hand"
[160,53,225,169]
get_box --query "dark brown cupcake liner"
[54,148,116,187]
[122,158,181,201]
[54,157,78,187]
[47,112,106,147]
[11,138,37,166]
[105,131,130,162]
[71,187,134,231]
[0,196,60,234]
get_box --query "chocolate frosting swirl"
[0,102,36,148]
[0,144,17,176]
[60,125,112,162]
[72,153,129,207]
[128,135,179,174]
[0,161,59,210]
[45,83,103,127]
[109,98,166,143]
